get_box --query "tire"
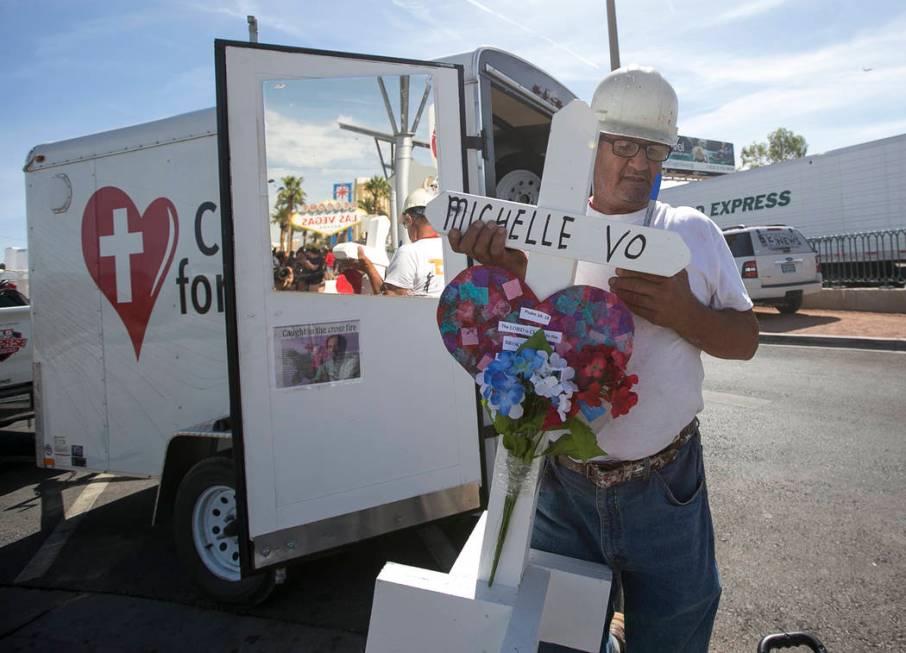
[173,457,275,605]
[776,290,803,314]
[495,153,544,204]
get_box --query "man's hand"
[357,246,384,295]
[608,268,698,331]
[355,246,372,270]
[609,267,759,360]
[449,221,527,279]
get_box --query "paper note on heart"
[82,186,179,360]
[437,266,634,383]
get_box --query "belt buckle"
[584,463,599,483]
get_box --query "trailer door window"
[263,75,442,297]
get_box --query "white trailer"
[660,133,906,237]
[659,134,906,282]
[24,43,578,603]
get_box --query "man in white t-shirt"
[449,66,758,653]
[358,188,445,297]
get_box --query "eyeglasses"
[600,136,672,163]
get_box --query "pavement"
[753,306,906,350]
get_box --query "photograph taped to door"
[274,320,362,389]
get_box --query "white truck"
[659,133,906,283]
[24,42,578,603]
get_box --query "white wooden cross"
[365,101,691,653]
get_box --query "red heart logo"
[82,186,179,360]
[437,266,634,379]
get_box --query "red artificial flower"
[570,344,618,385]
[541,407,561,430]
[606,373,638,417]
[608,349,628,371]
[575,381,604,408]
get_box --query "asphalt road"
[1,343,904,652]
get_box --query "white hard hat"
[591,65,679,147]
[403,188,436,214]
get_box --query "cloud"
[383,0,601,84]
[461,0,599,70]
[264,110,372,169]
[188,1,309,40]
[670,13,906,88]
[636,11,906,157]
[837,118,906,146]
[708,0,793,26]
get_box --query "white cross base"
[366,513,612,653]
[367,439,612,652]
[366,100,634,652]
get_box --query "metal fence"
[808,229,906,287]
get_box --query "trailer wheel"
[495,154,543,204]
[776,290,803,314]
[174,457,275,605]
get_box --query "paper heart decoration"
[436,266,634,380]
[82,186,179,360]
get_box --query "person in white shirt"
[449,66,758,653]
[358,188,445,297]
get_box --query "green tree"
[740,128,808,169]
[271,175,306,252]
[357,175,391,215]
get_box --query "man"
[449,65,758,652]
[312,333,360,383]
[358,188,445,297]
[295,245,325,292]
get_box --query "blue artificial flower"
[510,348,545,378]
[476,351,527,419]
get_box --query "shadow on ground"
[755,311,840,333]
[1,456,477,635]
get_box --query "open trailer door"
[215,40,481,574]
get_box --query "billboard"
[664,136,735,176]
[333,182,353,202]
[292,201,364,236]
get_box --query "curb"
[759,333,906,351]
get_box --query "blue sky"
[3,0,905,255]
[263,74,435,204]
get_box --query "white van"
[24,42,577,603]
[722,225,823,313]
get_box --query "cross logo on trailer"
[82,186,179,360]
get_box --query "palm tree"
[271,175,306,252]
[357,175,391,216]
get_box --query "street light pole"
[605,0,621,71]
[247,16,258,43]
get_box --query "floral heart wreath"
[436,264,640,585]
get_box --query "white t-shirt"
[383,237,445,297]
[576,201,753,461]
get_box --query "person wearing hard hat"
[450,65,758,653]
[357,188,445,297]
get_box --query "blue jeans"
[533,430,721,653]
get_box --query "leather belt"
[556,418,699,489]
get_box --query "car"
[722,225,823,314]
[0,279,28,308]
[0,280,33,427]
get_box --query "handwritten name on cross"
[425,102,690,281]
